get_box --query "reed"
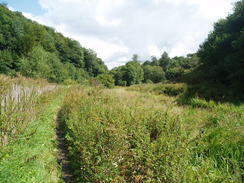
[0,75,58,146]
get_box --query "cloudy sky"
[6,0,237,68]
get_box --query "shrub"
[153,83,186,96]
[145,79,153,84]
[62,79,77,85]
[96,74,115,88]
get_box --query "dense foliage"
[61,86,244,182]
[111,53,198,86]
[186,0,244,100]
[0,4,107,83]
[143,52,199,82]
[96,74,115,88]
[111,61,144,86]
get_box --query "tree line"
[109,52,198,86]
[108,0,244,100]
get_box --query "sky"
[5,0,237,69]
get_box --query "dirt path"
[56,111,75,183]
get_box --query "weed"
[60,86,244,182]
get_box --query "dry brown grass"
[0,75,59,146]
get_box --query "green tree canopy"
[0,4,107,83]
[143,65,165,83]
[190,0,244,97]
[97,74,115,88]
[124,61,144,86]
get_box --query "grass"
[60,85,243,183]
[0,75,58,146]
[127,83,186,96]
[0,88,66,183]
[0,79,243,182]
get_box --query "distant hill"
[0,4,108,83]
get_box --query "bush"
[145,79,153,84]
[96,74,115,88]
[153,83,186,96]
[62,79,77,85]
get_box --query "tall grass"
[127,83,186,96]
[61,86,243,182]
[0,75,57,146]
[0,90,66,183]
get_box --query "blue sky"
[4,0,44,15]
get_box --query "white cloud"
[148,45,162,57]
[8,6,15,11]
[95,16,121,27]
[21,0,237,68]
[51,23,129,65]
[74,36,129,62]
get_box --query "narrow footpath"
[56,111,75,183]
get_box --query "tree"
[159,51,170,69]
[191,0,244,97]
[20,46,51,78]
[132,54,139,62]
[110,65,127,86]
[150,56,160,66]
[124,61,144,86]
[47,53,69,83]
[0,50,14,75]
[111,60,144,86]
[84,49,108,77]
[143,65,165,83]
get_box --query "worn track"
[56,111,75,183]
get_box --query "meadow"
[0,76,243,183]
[60,84,244,183]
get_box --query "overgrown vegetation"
[60,86,244,182]
[0,90,66,183]
[0,75,58,146]
[127,83,186,96]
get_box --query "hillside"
[0,4,107,83]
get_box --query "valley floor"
[59,85,244,183]
[0,83,243,183]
